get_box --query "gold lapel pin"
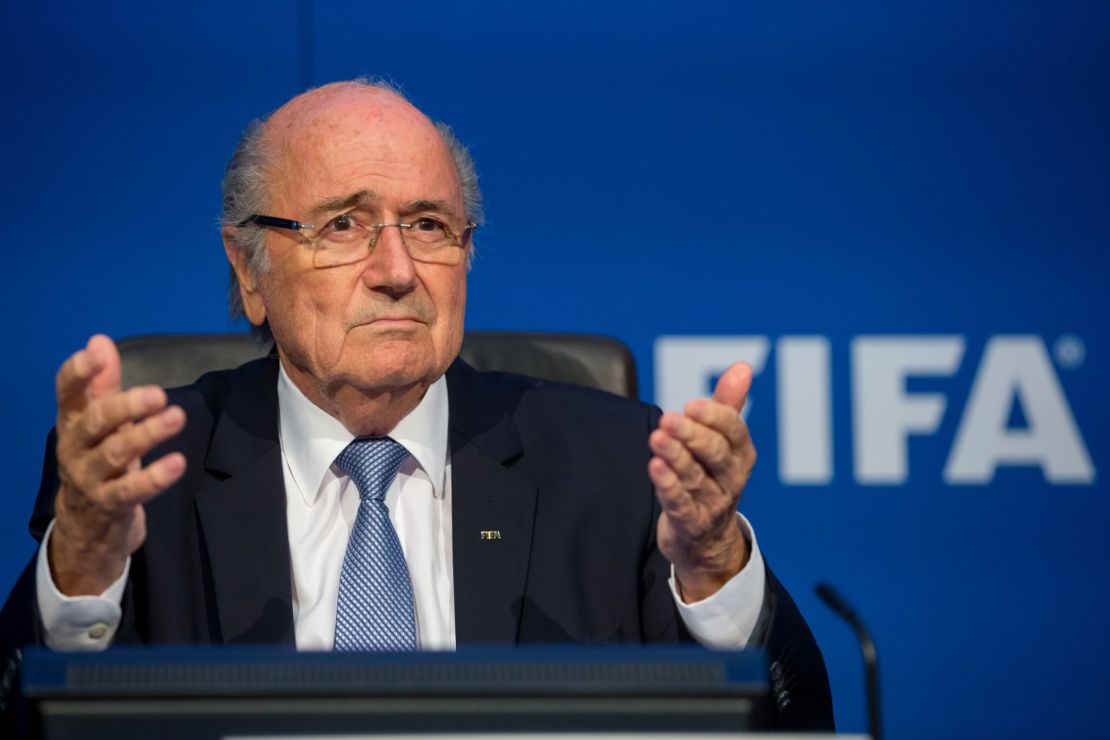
[480,530,502,540]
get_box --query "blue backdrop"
[3,2,1108,737]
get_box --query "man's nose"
[363,224,417,294]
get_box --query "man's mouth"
[354,315,426,328]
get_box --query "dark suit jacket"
[1,356,834,730]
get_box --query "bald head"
[221,79,483,340]
[263,83,459,227]
[266,81,429,143]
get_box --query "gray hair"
[219,79,484,343]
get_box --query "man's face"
[237,86,468,409]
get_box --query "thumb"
[711,361,753,413]
[85,334,122,400]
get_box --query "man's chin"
[314,324,457,394]
[341,343,442,392]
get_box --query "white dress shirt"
[279,366,455,649]
[37,361,766,650]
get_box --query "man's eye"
[331,214,356,231]
[411,217,446,232]
[319,214,364,243]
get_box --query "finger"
[684,398,746,450]
[79,405,187,482]
[649,457,697,522]
[68,385,169,448]
[659,411,743,485]
[711,361,753,413]
[56,347,105,416]
[650,428,710,490]
[84,335,123,401]
[98,452,187,508]
[54,335,122,417]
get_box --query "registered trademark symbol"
[1053,335,1085,369]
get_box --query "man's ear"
[222,228,267,328]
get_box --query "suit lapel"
[189,357,539,646]
[193,357,296,645]
[447,361,538,644]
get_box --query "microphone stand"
[815,583,882,740]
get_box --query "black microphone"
[815,583,882,740]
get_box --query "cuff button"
[88,623,108,639]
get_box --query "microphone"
[815,583,882,740]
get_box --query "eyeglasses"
[237,212,476,268]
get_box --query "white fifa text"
[654,335,1095,485]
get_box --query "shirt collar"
[276,362,449,506]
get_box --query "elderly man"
[0,80,833,730]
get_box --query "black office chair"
[117,332,638,399]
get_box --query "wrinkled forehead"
[263,84,461,213]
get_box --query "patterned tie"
[333,437,417,651]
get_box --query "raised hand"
[649,362,756,602]
[49,335,187,595]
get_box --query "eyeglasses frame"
[236,213,477,267]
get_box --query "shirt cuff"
[36,519,128,651]
[668,513,766,649]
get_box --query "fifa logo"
[655,335,1095,485]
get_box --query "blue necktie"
[333,437,417,651]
